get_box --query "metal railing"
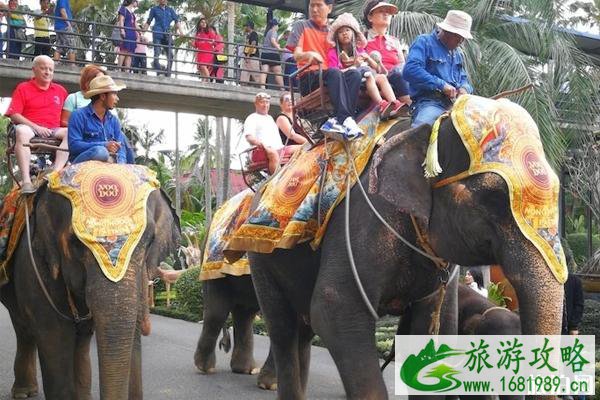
[0,9,298,90]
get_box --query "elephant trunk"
[87,263,142,400]
[501,238,563,336]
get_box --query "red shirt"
[5,79,67,128]
[365,31,404,72]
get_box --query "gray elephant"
[248,118,565,399]
[0,184,180,399]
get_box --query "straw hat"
[84,75,126,99]
[327,13,367,48]
[437,10,473,39]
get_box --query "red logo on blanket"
[92,176,124,207]
[522,148,550,190]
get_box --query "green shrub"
[567,233,600,265]
[151,305,201,322]
[172,267,203,316]
[581,299,600,339]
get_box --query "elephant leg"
[11,322,38,399]
[36,324,77,399]
[230,304,259,374]
[257,345,277,391]
[311,304,385,399]
[251,261,305,400]
[194,280,233,374]
[297,321,314,393]
[74,331,93,400]
[1,285,38,399]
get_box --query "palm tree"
[338,0,600,167]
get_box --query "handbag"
[111,26,121,46]
[215,54,228,63]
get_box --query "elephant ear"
[145,189,182,273]
[368,124,432,222]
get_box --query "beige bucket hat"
[84,75,126,99]
[437,10,473,39]
[327,13,367,48]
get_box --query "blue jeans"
[152,33,173,75]
[72,146,110,164]
[411,98,452,128]
[7,27,23,60]
[388,66,409,98]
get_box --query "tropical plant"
[487,282,511,307]
[338,0,600,168]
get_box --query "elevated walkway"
[0,59,280,119]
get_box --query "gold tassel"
[422,113,449,178]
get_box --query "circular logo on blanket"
[92,176,124,207]
[522,148,550,190]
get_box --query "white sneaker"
[320,117,345,134]
[342,117,363,140]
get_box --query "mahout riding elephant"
[248,117,564,399]
[0,185,180,399]
[193,274,277,390]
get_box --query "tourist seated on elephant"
[363,1,412,112]
[403,9,474,127]
[245,92,299,175]
[326,13,404,120]
[5,55,69,194]
[286,0,363,139]
[68,75,129,164]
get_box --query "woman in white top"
[465,268,488,298]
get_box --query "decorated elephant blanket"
[433,94,567,283]
[0,187,34,287]
[199,188,252,281]
[47,161,159,282]
[224,108,398,257]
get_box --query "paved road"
[0,306,399,399]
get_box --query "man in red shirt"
[5,55,68,193]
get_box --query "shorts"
[261,52,281,67]
[55,29,76,55]
[15,124,62,137]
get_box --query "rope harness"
[24,201,92,324]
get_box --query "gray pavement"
[0,306,399,399]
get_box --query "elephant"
[193,274,277,390]
[248,119,564,399]
[0,184,180,399]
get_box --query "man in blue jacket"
[143,0,184,76]
[68,75,128,164]
[404,10,473,127]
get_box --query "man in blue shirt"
[68,75,128,164]
[143,0,184,76]
[53,0,75,63]
[404,10,473,127]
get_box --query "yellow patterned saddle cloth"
[0,187,34,287]
[47,161,159,282]
[225,108,398,258]
[448,95,567,283]
[200,188,252,281]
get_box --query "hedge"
[567,233,600,266]
[171,267,203,317]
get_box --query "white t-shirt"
[468,281,488,298]
[243,112,283,150]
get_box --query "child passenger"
[326,13,404,120]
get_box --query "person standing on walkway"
[144,0,184,76]
[33,0,52,56]
[193,17,217,80]
[260,18,284,89]
[53,0,76,63]
[6,0,26,60]
[404,10,473,127]
[240,20,262,87]
[117,0,138,70]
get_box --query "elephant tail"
[218,326,231,353]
